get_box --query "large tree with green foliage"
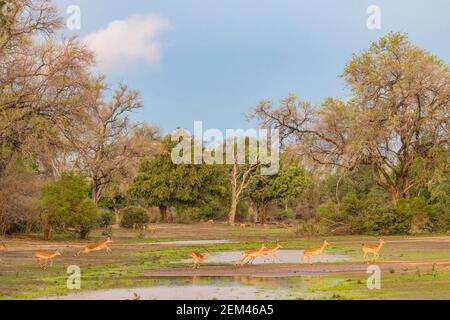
[38,173,98,239]
[128,137,228,221]
[245,159,309,223]
[252,33,449,204]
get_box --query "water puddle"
[148,240,234,246]
[39,277,322,300]
[179,250,351,265]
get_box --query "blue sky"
[54,0,450,134]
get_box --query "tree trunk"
[260,204,269,224]
[159,206,168,222]
[43,227,51,240]
[249,202,258,223]
[228,195,238,225]
[91,180,99,207]
[114,208,121,226]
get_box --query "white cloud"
[85,14,170,72]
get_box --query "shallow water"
[40,276,322,300]
[179,250,351,265]
[148,240,234,245]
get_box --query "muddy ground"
[1,223,449,299]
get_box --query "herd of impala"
[0,235,386,270]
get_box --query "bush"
[97,209,115,229]
[120,206,149,229]
[276,208,295,221]
[38,173,98,239]
[294,219,325,236]
[365,207,411,235]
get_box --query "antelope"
[189,251,209,269]
[77,238,113,256]
[237,244,267,265]
[207,220,214,225]
[301,240,330,264]
[33,249,61,268]
[362,239,386,262]
[261,243,284,263]
[146,225,158,233]
[239,224,246,229]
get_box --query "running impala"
[261,243,284,263]
[237,244,267,265]
[301,240,330,264]
[77,238,113,256]
[189,251,210,269]
[33,249,61,268]
[362,239,386,262]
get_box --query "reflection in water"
[179,250,351,265]
[40,276,324,300]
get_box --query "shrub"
[276,208,295,221]
[294,219,325,237]
[120,206,149,229]
[97,209,115,229]
[365,207,411,235]
[38,173,98,239]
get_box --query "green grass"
[1,230,449,300]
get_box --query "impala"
[239,224,246,229]
[33,249,61,268]
[147,225,158,233]
[237,244,267,265]
[301,240,330,264]
[189,251,209,269]
[362,239,386,262]
[77,238,113,256]
[261,243,283,263]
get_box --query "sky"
[54,0,450,134]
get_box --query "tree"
[38,173,98,239]
[62,82,156,206]
[128,137,227,221]
[251,33,449,204]
[228,154,260,225]
[245,159,309,223]
[0,0,94,184]
[0,1,94,151]
[0,150,40,235]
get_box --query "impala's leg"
[271,253,279,262]
[106,246,112,254]
[275,253,282,262]
[308,256,312,265]
[50,259,54,267]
